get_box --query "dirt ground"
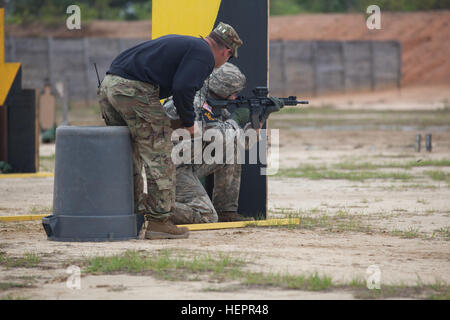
[0,85,449,300]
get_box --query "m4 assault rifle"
[206,86,309,129]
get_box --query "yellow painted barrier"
[178,218,300,231]
[0,172,54,179]
[0,214,299,231]
[0,214,48,222]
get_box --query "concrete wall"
[269,40,402,96]
[5,37,146,105]
[5,37,401,103]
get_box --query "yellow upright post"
[152,0,222,39]
[0,8,21,106]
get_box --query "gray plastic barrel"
[42,126,143,241]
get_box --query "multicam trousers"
[170,162,242,225]
[97,74,175,221]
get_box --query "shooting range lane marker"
[0,214,48,222]
[0,215,300,230]
[0,172,54,179]
[178,218,300,231]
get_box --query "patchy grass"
[381,184,439,191]
[390,227,422,239]
[83,250,333,292]
[0,294,30,300]
[424,170,450,186]
[417,199,429,205]
[0,252,41,269]
[432,227,450,241]
[39,154,56,172]
[273,159,450,183]
[80,250,449,299]
[428,292,450,300]
[336,277,450,299]
[243,271,333,291]
[30,205,53,215]
[267,208,449,241]
[266,209,374,234]
[272,108,450,128]
[201,284,242,293]
[82,250,334,292]
[83,250,244,281]
[351,282,449,299]
[39,154,55,161]
[275,166,414,181]
[412,159,450,167]
[0,282,35,291]
[333,159,450,171]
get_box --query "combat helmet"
[208,62,246,98]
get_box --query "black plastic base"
[42,214,139,242]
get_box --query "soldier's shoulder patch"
[202,109,217,123]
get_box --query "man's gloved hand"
[231,108,250,127]
[263,96,284,120]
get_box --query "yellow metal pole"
[0,8,21,106]
[176,218,300,231]
[0,214,299,231]
[0,214,48,222]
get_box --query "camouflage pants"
[170,162,242,224]
[97,74,175,221]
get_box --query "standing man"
[97,22,243,239]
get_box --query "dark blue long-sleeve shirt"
[108,35,215,127]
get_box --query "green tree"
[4,0,450,22]
[269,0,450,15]
[270,0,303,15]
[4,0,152,24]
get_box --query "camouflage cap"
[211,22,243,58]
[208,62,246,98]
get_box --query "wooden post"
[39,85,56,131]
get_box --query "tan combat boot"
[218,211,255,222]
[145,218,189,240]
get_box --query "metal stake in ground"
[426,134,432,152]
[415,134,421,152]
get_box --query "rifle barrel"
[281,99,309,106]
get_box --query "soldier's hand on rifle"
[264,96,284,120]
[231,108,250,127]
